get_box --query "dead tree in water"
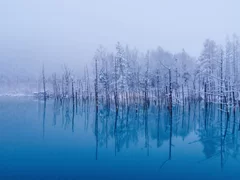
[169,68,173,124]
[63,65,71,99]
[94,52,99,113]
[72,83,75,133]
[103,57,110,108]
[85,66,91,101]
[144,52,150,109]
[156,69,161,109]
[52,73,60,99]
[159,59,173,113]
[182,84,185,108]
[83,66,90,101]
[114,52,119,112]
[71,77,75,103]
[42,64,47,101]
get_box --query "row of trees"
[41,34,240,111]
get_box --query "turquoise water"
[0,97,240,180]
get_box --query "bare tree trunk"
[157,70,160,110]
[95,57,99,113]
[182,84,184,107]
[42,64,47,101]
[114,56,119,112]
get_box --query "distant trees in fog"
[38,34,240,113]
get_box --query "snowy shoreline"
[0,93,34,97]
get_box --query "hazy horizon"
[0,0,239,77]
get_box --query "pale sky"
[0,0,239,77]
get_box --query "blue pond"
[0,97,240,180]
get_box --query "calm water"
[0,97,240,180]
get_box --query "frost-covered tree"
[63,65,71,98]
[99,52,110,107]
[198,39,218,102]
[232,34,240,94]
[116,42,127,102]
[94,46,106,111]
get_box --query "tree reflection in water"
[42,99,240,170]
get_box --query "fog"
[0,0,239,78]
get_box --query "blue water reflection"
[0,97,240,179]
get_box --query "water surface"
[0,97,239,179]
